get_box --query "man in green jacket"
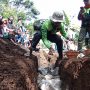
[31,11,69,66]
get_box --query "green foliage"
[74,32,79,41]
[0,4,4,13]
[31,7,40,15]
[13,0,22,6]
[0,0,9,5]
[63,10,70,26]
[17,12,26,20]
[12,0,40,19]
[1,4,16,19]
[26,23,34,36]
[26,23,33,30]
[24,0,33,8]
[0,0,40,20]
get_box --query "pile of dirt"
[0,38,38,90]
[59,50,90,90]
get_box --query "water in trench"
[37,67,69,90]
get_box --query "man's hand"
[80,7,85,14]
[48,47,54,55]
[66,37,74,41]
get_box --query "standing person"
[7,16,15,29]
[7,16,16,42]
[78,0,90,52]
[30,11,71,67]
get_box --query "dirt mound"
[59,51,90,90]
[0,38,38,90]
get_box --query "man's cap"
[50,11,64,22]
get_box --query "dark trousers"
[85,38,89,46]
[31,31,63,59]
[78,27,90,50]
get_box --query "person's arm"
[41,22,52,49]
[78,7,85,20]
[60,23,67,38]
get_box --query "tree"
[10,0,40,19]
[0,3,16,20]
[63,10,70,27]
[0,0,9,5]
[17,11,26,20]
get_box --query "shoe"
[29,47,40,58]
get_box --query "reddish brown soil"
[1,37,90,90]
[59,53,90,90]
[0,38,38,90]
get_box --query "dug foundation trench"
[31,49,90,90]
[0,38,90,90]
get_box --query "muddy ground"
[0,37,90,90]
[59,51,90,90]
[0,38,38,90]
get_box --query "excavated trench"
[0,38,90,90]
[58,50,90,90]
[32,49,90,90]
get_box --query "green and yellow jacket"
[41,20,67,49]
[78,6,90,27]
